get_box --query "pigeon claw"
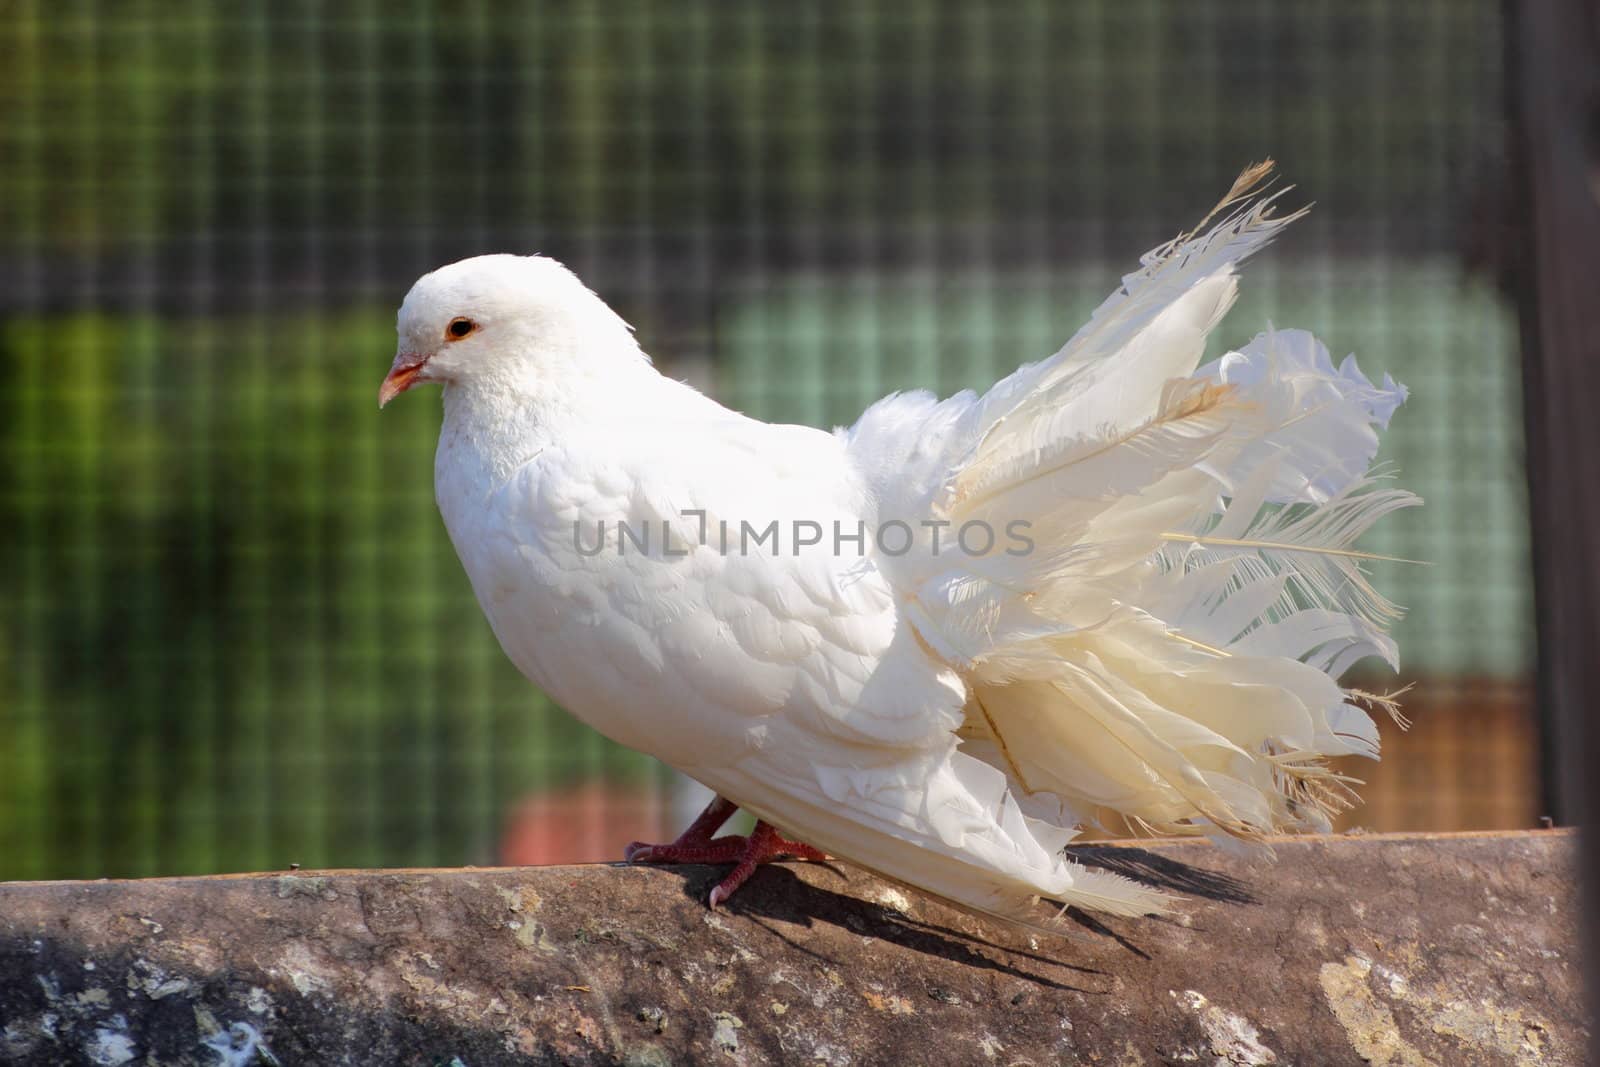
[623,794,741,865]
[626,812,828,908]
[703,820,828,908]
[625,837,749,866]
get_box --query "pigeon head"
[380,253,644,408]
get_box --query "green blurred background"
[0,1,1533,881]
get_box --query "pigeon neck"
[436,356,658,487]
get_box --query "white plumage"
[381,167,1416,923]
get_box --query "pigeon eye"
[446,317,477,341]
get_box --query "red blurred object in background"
[499,781,673,866]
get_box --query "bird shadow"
[1055,844,1261,957]
[1064,844,1259,905]
[638,859,1177,995]
[635,843,1257,992]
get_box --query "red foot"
[704,821,829,908]
[623,795,737,863]
[624,795,827,907]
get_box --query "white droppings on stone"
[809,1042,851,1066]
[3,1013,59,1062]
[129,960,192,1000]
[274,942,334,997]
[495,884,542,914]
[246,987,274,1015]
[1174,990,1278,1065]
[874,887,913,914]
[289,971,322,996]
[1373,962,1410,998]
[769,968,833,1010]
[711,1011,742,1054]
[202,1021,280,1067]
[85,1016,137,1065]
[978,1033,1004,1059]
[274,875,336,901]
[1176,992,1263,1059]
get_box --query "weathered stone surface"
[0,831,1582,1065]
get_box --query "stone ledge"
[0,831,1582,1065]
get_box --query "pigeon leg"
[626,798,827,905]
[706,820,829,909]
[623,794,739,863]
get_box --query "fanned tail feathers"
[854,163,1418,919]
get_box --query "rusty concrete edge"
[1,827,1571,890]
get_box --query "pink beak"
[379,352,430,409]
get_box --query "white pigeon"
[380,165,1416,924]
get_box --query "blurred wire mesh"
[0,1,1531,880]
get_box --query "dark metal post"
[1504,0,1600,1048]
